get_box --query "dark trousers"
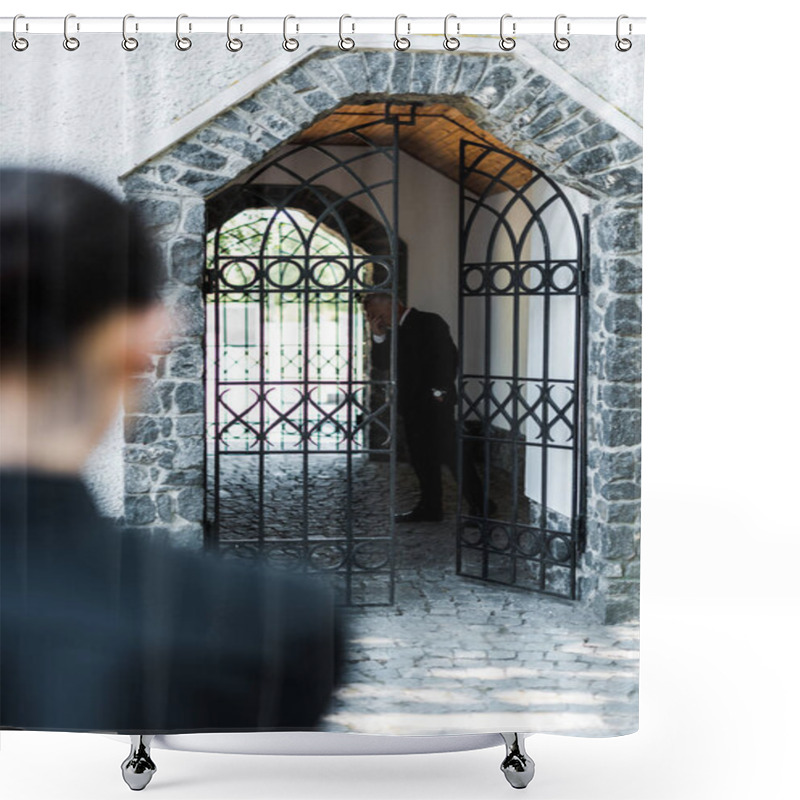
[403,402,485,514]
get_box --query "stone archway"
[120,48,642,624]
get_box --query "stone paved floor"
[212,453,639,737]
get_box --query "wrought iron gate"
[456,140,588,600]
[204,110,401,606]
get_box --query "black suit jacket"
[0,470,343,734]
[371,308,458,418]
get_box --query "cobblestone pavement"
[213,454,639,737]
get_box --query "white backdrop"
[1,1,798,799]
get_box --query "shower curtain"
[0,15,644,781]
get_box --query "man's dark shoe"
[395,507,443,523]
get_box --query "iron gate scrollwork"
[204,110,401,606]
[456,140,588,600]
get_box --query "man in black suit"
[363,293,488,523]
[0,169,343,735]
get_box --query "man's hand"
[366,312,387,337]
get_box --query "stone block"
[176,414,205,436]
[302,58,353,99]
[124,415,160,445]
[389,53,413,93]
[281,66,318,93]
[363,51,394,93]
[181,202,206,234]
[174,382,204,414]
[168,343,203,378]
[158,165,179,183]
[200,128,267,164]
[125,494,156,525]
[580,122,619,148]
[176,169,231,196]
[410,52,439,95]
[172,142,229,171]
[170,237,205,285]
[165,468,204,486]
[252,110,297,143]
[454,56,490,94]
[158,381,175,413]
[600,481,641,501]
[472,65,519,110]
[601,408,641,447]
[495,73,549,120]
[599,383,641,410]
[605,338,642,382]
[177,487,206,522]
[615,139,643,162]
[603,501,640,525]
[156,493,175,522]
[601,525,636,559]
[131,197,180,230]
[334,52,371,94]
[604,297,641,337]
[155,441,179,470]
[125,445,155,466]
[302,89,339,113]
[215,110,252,134]
[597,211,642,253]
[604,596,639,624]
[168,286,204,337]
[124,464,151,494]
[174,437,205,470]
[521,106,563,139]
[584,167,642,198]
[606,258,642,294]
[568,145,615,175]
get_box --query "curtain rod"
[0,16,646,38]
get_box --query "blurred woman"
[0,169,343,733]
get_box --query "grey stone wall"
[121,48,642,623]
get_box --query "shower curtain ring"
[282,15,299,51]
[175,14,192,51]
[122,14,139,51]
[226,15,243,51]
[394,15,411,51]
[63,13,80,51]
[338,15,355,51]
[499,14,516,51]
[443,14,460,51]
[615,15,632,51]
[553,14,570,51]
[12,14,29,51]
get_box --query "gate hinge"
[202,269,215,294]
[576,514,587,554]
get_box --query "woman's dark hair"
[0,169,164,365]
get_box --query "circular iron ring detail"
[309,543,348,571]
[265,259,304,290]
[310,259,349,290]
[549,262,578,293]
[489,264,515,293]
[488,524,512,552]
[548,536,571,563]
[219,259,259,289]
[463,266,486,294]
[352,541,391,571]
[355,259,393,289]
[520,264,545,293]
